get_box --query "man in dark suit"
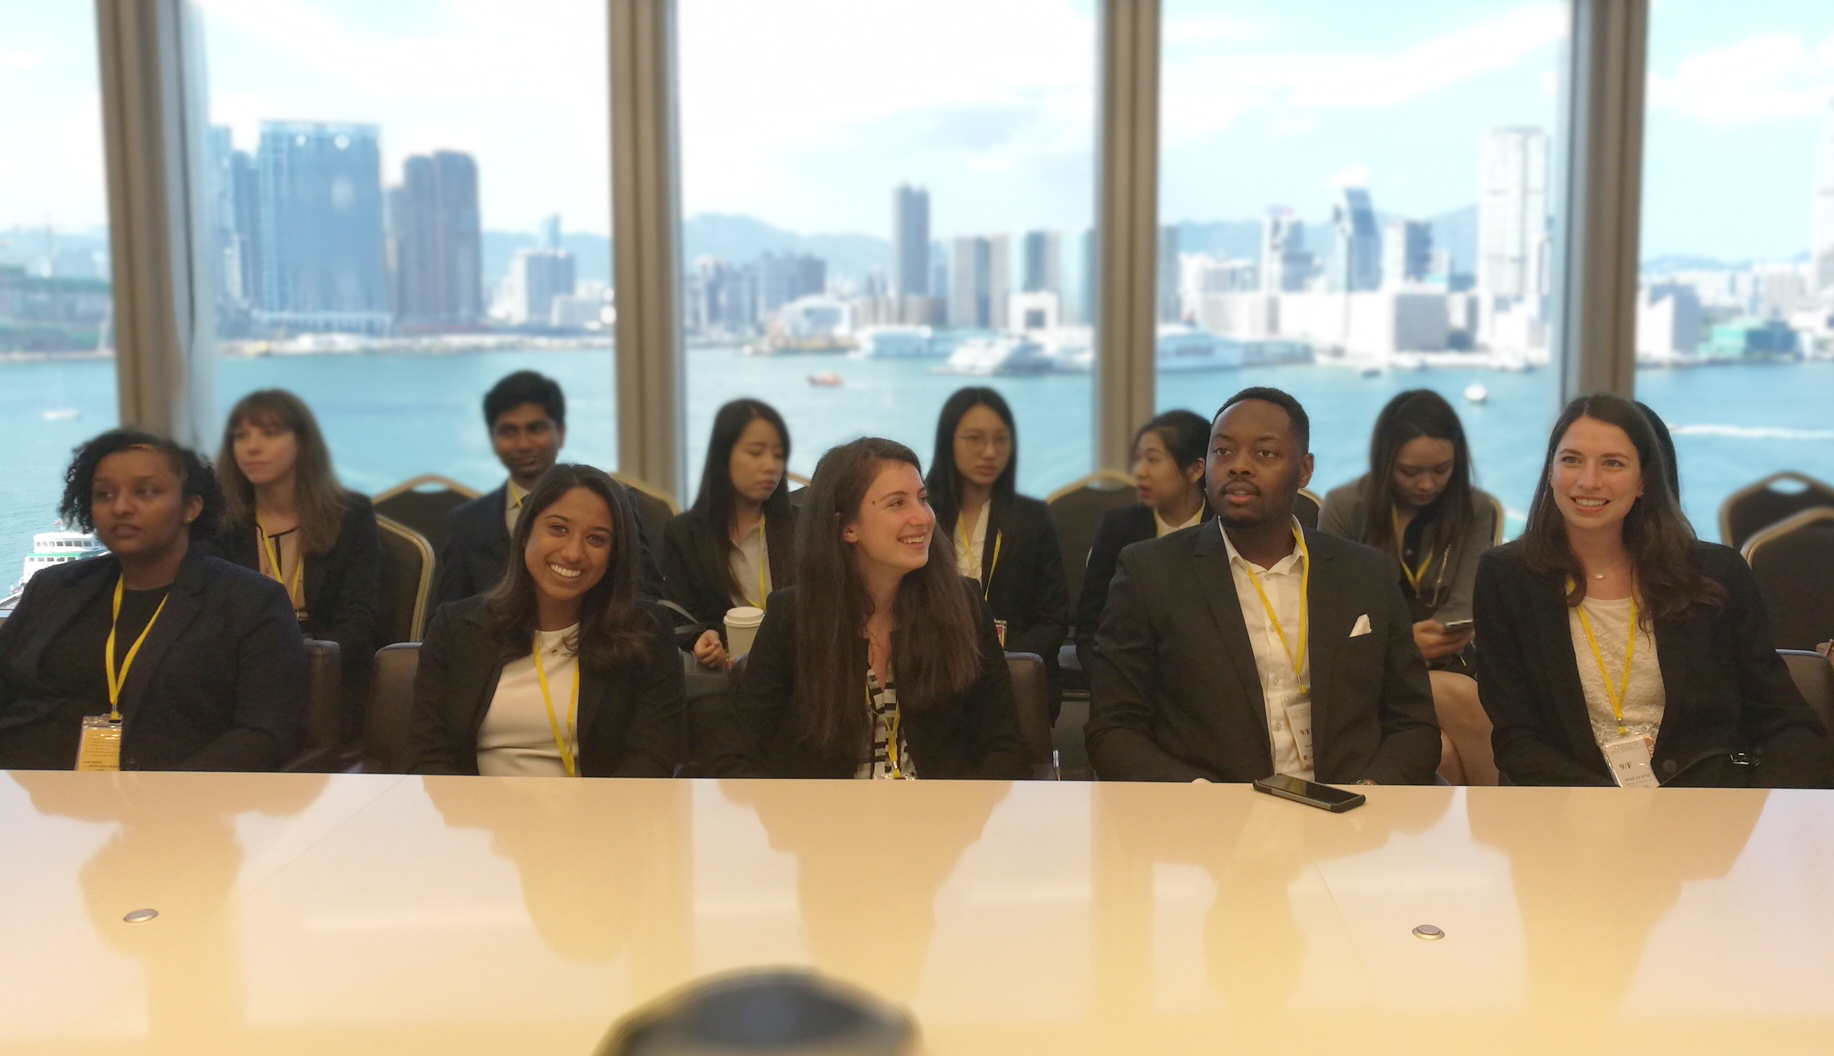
[432,371,662,612]
[1086,387,1439,784]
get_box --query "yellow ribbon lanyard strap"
[1574,587,1637,735]
[533,637,581,777]
[757,514,769,611]
[257,522,305,608]
[105,577,169,722]
[1242,524,1310,694]
[867,675,903,779]
[1390,508,1437,594]
[957,516,1003,602]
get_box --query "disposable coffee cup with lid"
[724,606,765,659]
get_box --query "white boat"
[939,336,1057,376]
[1156,325,1243,373]
[1464,383,1490,404]
[3,529,105,610]
[850,325,940,359]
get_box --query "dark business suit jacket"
[713,582,1031,779]
[661,504,798,646]
[219,495,381,734]
[1074,502,1214,669]
[1473,540,1834,787]
[1086,523,1440,783]
[405,595,685,777]
[957,495,1070,677]
[431,482,666,614]
[0,549,305,770]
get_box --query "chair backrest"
[1743,509,1834,651]
[365,643,422,773]
[1294,487,1322,531]
[290,638,343,772]
[1004,651,1054,778]
[375,515,434,645]
[612,473,680,560]
[1045,470,1137,618]
[1779,649,1834,735]
[1488,493,1508,546]
[1719,471,1834,551]
[371,474,480,555]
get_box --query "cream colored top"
[477,624,581,777]
[954,502,990,578]
[728,517,770,608]
[1153,505,1204,538]
[1567,594,1665,750]
[1221,518,1312,780]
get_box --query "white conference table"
[2,772,1831,1054]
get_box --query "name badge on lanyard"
[80,577,169,772]
[76,715,124,771]
[1602,735,1659,788]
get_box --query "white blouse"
[476,624,582,777]
[1566,596,1666,752]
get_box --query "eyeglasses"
[954,432,1012,452]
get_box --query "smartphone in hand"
[1252,774,1367,812]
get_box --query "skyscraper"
[387,151,483,330]
[507,246,576,326]
[893,185,930,301]
[1329,187,1382,293]
[1157,225,1181,322]
[1813,95,1834,299]
[1383,220,1433,287]
[1260,208,1311,294]
[256,121,390,332]
[1478,127,1550,302]
[949,236,991,329]
[1022,230,1062,296]
[987,234,1011,330]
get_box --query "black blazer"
[713,582,1031,779]
[1086,523,1440,783]
[661,504,798,645]
[405,595,685,777]
[219,496,381,712]
[958,495,1070,675]
[1473,540,1834,787]
[1074,502,1213,669]
[0,549,305,770]
[432,482,666,614]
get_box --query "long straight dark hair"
[217,389,353,556]
[925,386,1018,542]
[688,398,794,599]
[1521,394,1724,625]
[793,438,982,757]
[1358,389,1476,563]
[484,464,653,670]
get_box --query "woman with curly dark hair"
[0,429,305,770]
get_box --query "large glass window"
[1155,3,1571,537]
[1637,1,1834,535]
[193,0,615,495]
[675,0,1099,502]
[0,2,119,598]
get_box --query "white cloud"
[1326,163,1370,189]
[1648,32,1834,126]
[0,46,41,71]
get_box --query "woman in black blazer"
[923,387,1070,678]
[0,430,305,771]
[714,438,1029,779]
[1474,395,1832,787]
[663,398,797,667]
[407,464,683,777]
[1074,410,1212,670]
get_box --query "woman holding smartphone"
[1318,389,1499,784]
[715,438,1029,779]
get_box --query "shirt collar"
[1154,504,1204,537]
[506,479,528,510]
[1220,516,1306,575]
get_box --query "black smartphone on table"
[1252,774,1367,812]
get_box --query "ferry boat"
[850,325,940,359]
[938,336,1057,376]
[1,528,105,610]
[1156,325,1243,373]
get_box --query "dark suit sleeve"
[1474,552,1610,785]
[406,605,466,775]
[177,576,305,771]
[631,493,667,601]
[316,498,382,670]
[1436,495,1496,626]
[430,510,475,616]
[1005,509,1070,663]
[1358,571,1443,785]
[967,589,1031,779]
[1086,544,1210,782]
[712,591,795,777]
[661,514,718,649]
[1711,551,1834,787]
[611,612,688,777]
[1074,511,1124,667]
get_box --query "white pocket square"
[1349,614,1372,638]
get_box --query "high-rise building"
[1022,230,1062,296]
[1383,220,1433,288]
[387,151,482,330]
[1260,208,1311,294]
[1157,225,1181,322]
[507,247,575,326]
[255,121,390,332]
[1813,95,1834,299]
[539,213,563,252]
[949,236,991,329]
[205,126,240,305]
[1329,187,1382,293]
[1478,127,1551,302]
[893,185,930,301]
[756,252,826,317]
[987,234,1011,330]
[1079,227,1097,325]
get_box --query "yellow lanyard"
[1390,507,1440,594]
[756,514,770,611]
[956,515,1003,601]
[1241,525,1310,694]
[532,636,581,777]
[867,673,904,779]
[256,522,304,608]
[105,577,169,721]
[1575,590,1637,735]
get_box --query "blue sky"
[2,0,1830,263]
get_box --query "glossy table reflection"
[3,773,1833,1054]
